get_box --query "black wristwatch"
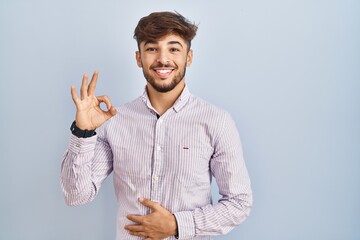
[70,121,96,138]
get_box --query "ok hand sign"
[71,71,117,130]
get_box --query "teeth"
[156,69,172,74]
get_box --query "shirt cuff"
[68,134,97,154]
[173,211,195,239]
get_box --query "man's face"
[136,34,193,93]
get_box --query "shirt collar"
[172,85,191,112]
[141,88,154,111]
[141,85,191,114]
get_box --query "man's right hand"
[70,71,117,130]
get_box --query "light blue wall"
[1,0,359,239]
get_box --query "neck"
[147,80,185,116]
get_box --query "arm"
[60,71,116,206]
[60,129,113,206]
[174,112,253,238]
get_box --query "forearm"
[60,135,98,206]
[173,192,252,239]
[195,193,252,234]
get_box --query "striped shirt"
[61,86,252,240]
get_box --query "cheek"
[141,57,156,68]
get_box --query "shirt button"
[159,119,163,124]
[153,175,159,181]
[75,143,80,148]
[156,145,161,151]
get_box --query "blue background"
[0,0,359,239]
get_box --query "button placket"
[150,116,165,201]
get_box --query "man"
[61,11,252,240]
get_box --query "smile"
[153,69,174,77]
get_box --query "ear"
[186,49,193,67]
[136,51,142,68]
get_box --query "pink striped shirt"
[61,86,252,239]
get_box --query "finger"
[97,95,112,110]
[139,198,160,211]
[103,106,117,119]
[127,214,145,224]
[124,224,145,232]
[97,96,117,118]
[108,106,117,116]
[87,70,98,96]
[128,231,147,238]
[80,73,88,100]
[70,85,80,106]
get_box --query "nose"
[156,50,170,65]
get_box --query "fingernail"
[139,197,144,202]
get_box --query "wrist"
[70,121,96,138]
[172,214,179,238]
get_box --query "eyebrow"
[168,41,183,48]
[144,40,184,48]
[144,40,157,46]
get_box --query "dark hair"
[134,11,198,50]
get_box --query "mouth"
[153,68,174,78]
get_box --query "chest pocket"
[165,142,214,188]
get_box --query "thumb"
[104,106,117,119]
[109,106,117,116]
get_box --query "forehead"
[140,34,188,47]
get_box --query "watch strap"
[70,121,96,138]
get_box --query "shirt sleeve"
[173,112,253,239]
[60,125,113,206]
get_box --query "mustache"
[150,63,176,69]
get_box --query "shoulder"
[98,97,144,131]
[184,94,237,138]
[106,96,149,122]
[188,94,233,122]
[115,96,144,113]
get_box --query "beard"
[142,63,187,93]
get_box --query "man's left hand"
[125,198,177,240]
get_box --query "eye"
[146,47,157,52]
[170,48,180,52]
